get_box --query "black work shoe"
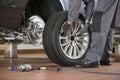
[74,59,100,68]
[100,61,112,65]
[62,23,72,36]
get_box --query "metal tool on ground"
[8,64,120,75]
[8,64,62,72]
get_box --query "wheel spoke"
[68,45,73,58]
[76,41,85,51]
[73,44,77,57]
[77,38,88,44]
[60,36,68,40]
[81,33,89,37]
[64,43,71,54]
[61,40,71,47]
[75,43,81,55]
[76,43,86,56]
[72,21,82,35]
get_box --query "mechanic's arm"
[84,0,95,24]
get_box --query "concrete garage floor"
[0,53,120,80]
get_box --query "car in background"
[0,0,99,65]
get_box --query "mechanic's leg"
[84,0,118,62]
[74,0,118,68]
[85,31,109,62]
[100,30,114,65]
[74,31,109,68]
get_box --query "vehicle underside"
[0,0,63,44]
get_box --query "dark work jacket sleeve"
[83,0,94,20]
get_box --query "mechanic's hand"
[62,23,72,36]
[81,23,89,34]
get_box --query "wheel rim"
[59,19,90,59]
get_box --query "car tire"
[43,11,91,65]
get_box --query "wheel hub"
[70,36,75,41]
[27,15,45,46]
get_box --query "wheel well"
[25,0,63,22]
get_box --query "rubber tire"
[43,11,91,66]
[43,11,64,65]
